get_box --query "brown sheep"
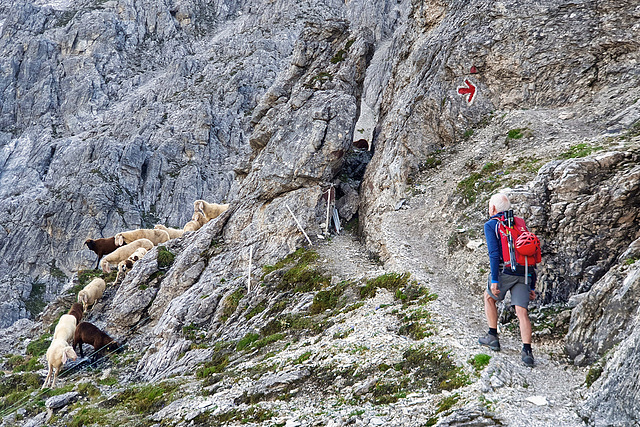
[73,322,121,359]
[85,237,121,269]
[67,303,84,324]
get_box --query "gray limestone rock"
[45,391,79,410]
[565,260,640,365]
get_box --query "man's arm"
[484,219,501,286]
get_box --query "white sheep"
[154,224,185,239]
[183,212,207,232]
[114,229,170,246]
[115,247,148,282]
[194,200,230,222]
[41,338,77,389]
[100,238,154,273]
[52,314,77,344]
[78,277,107,311]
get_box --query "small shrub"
[330,49,346,63]
[157,246,175,269]
[585,364,603,387]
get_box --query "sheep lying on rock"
[194,200,230,222]
[77,278,106,311]
[84,237,121,269]
[114,229,169,246]
[100,238,154,273]
[42,338,77,389]
[74,322,121,359]
[67,303,84,324]
[154,224,185,239]
[183,212,207,232]
[116,247,148,282]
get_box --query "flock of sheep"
[41,200,229,389]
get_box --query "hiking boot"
[478,333,501,351]
[521,348,534,367]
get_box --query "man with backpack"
[478,193,541,367]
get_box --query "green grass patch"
[194,405,276,425]
[5,350,46,372]
[468,353,491,373]
[294,351,312,365]
[25,281,47,318]
[360,272,411,298]
[560,143,601,159]
[395,345,468,392]
[260,314,333,337]
[456,161,505,204]
[237,333,261,351]
[245,300,267,320]
[115,382,179,414]
[310,282,349,314]
[68,407,110,427]
[77,382,101,398]
[220,288,246,322]
[436,393,459,414]
[263,249,330,293]
[98,376,118,386]
[196,344,234,378]
[507,128,525,139]
[253,333,284,350]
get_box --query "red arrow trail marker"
[457,79,477,105]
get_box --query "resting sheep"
[183,212,207,232]
[74,322,121,359]
[77,278,106,311]
[154,224,185,239]
[42,338,77,389]
[116,247,148,282]
[194,200,230,222]
[84,237,122,269]
[114,229,170,246]
[67,303,84,324]
[52,314,77,344]
[100,238,154,273]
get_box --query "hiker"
[479,193,538,367]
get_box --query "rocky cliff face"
[1,0,640,425]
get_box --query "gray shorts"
[487,273,530,309]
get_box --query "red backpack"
[495,211,541,271]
